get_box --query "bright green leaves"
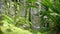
[15,17,31,29]
[3,14,13,24]
[26,0,37,8]
[41,0,60,14]
[27,0,37,2]
[41,0,60,33]
[0,20,32,34]
[37,32,41,34]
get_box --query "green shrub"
[0,14,32,34]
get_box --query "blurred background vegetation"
[0,0,60,34]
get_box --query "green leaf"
[27,5,37,8]
[41,0,60,14]
[27,0,37,2]
[3,14,13,24]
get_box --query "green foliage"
[0,0,42,34]
[27,0,37,2]
[0,15,32,34]
[3,14,13,24]
[41,0,60,14]
[15,17,32,28]
[27,5,38,8]
[0,21,32,34]
[26,0,37,8]
[41,0,60,34]
[37,32,41,34]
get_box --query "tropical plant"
[0,0,42,34]
[41,0,60,34]
[0,14,32,34]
